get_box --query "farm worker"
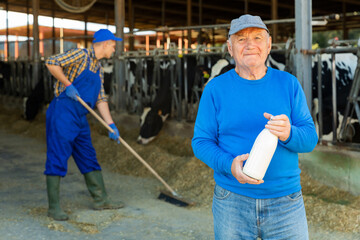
[192,14,318,239]
[44,29,123,221]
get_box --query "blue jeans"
[212,184,309,240]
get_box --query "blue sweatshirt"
[192,67,318,199]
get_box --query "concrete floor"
[1,129,360,239]
[0,129,214,240]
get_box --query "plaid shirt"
[45,47,107,104]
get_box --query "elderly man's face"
[227,28,271,70]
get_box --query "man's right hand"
[231,154,264,185]
[65,84,80,101]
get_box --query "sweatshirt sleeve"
[191,84,234,175]
[279,78,318,152]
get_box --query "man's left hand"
[264,112,291,142]
[108,123,120,144]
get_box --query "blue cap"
[93,29,122,43]
[228,14,269,38]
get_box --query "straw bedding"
[0,100,359,233]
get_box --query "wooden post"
[32,0,40,89]
[27,0,31,58]
[187,0,192,47]
[271,0,278,43]
[162,0,166,49]
[39,31,44,57]
[199,0,202,25]
[84,15,88,48]
[114,0,126,110]
[15,36,19,59]
[342,0,348,40]
[5,0,9,60]
[128,0,135,51]
[52,3,56,55]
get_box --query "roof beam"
[332,0,360,5]
[163,0,293,10]
[133,4,199,17]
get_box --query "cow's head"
[137,107,169,145]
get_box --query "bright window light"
[0,10,130,33]
[135,31,156,36]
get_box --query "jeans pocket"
[213,184,231,200]
[286,190,303,201]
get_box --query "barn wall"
[300,146,360,196]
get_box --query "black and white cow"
[0,61,11,94]
[136,55,221,144]
[137,60,172,145]
[0,60,43,120]
[267,49,359,143]
[23,78,44,120]
[275,50,360,143]
[102,64,113,95]
[182,55,211,121]
[123,58,155,114]
[207,58,235,82]
[311,52,359,142]
[267,52,287,72]
[22,62,54,121]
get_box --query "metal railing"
[301,41,360,146]
[2,39,360,149]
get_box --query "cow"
[313,96,360,143]
[21,62,55,120]
[311,51,358,142]
[267,52,286,71]
[121,58,155,114]
[266,48,359,143]
[137,59,172,145]
[102,63,113,95]
[269,44,360,143]
[23,77,45,120]
[136,54,221,144]
[182,55,211,121]
[0,61,11,94]
[207,58,235,82]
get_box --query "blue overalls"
[45,54,102,176]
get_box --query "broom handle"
[76,96,178,196]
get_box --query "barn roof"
[1,0,359,36]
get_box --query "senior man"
[45,29,124,221]
[192,14,318,239]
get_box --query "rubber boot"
[84,170,124,210]
[46,175,69,221]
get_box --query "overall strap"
[82,48,101,74]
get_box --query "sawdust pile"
[0,97,359,233]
